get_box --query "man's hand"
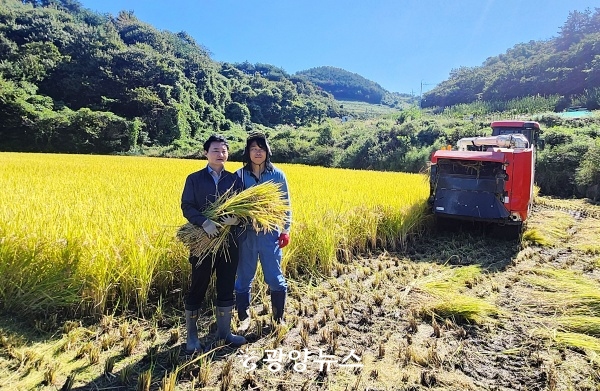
[220,215,240,226]
[278,233,290,248]
[202,219,219,238]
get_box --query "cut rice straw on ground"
[177,181,289,266]
[555,316,600,337]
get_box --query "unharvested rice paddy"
[0,152,429,316]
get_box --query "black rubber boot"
[236,292,251,332]
[271,290,286,324]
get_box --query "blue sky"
[78,0,598,95]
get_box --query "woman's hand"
[278,233,290,248]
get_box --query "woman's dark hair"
[203,134,229,152]
[242,133,272,165]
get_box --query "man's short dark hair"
[203,134,229,152]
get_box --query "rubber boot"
[236,292,251,332]
[216,306,247,347]
[185,309,203,354]
[271,290,286,324]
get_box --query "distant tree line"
[296,66,387,104]
[295,66,414,107]
[423,8,600,110]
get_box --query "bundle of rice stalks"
[177,181,289,266]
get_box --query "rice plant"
[0,153,429,316]
[176,181,289,265]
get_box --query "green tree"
[225,102,250,124]
[575,138,600,197]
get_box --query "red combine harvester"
[428,120,541,237]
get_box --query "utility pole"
[420,80,424,109]
[420,80,435,109]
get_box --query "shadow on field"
[64,309,248,391]
[0,306,248,391]
[404,219,522,272]
[0,314,57,350]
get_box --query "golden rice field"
[0,153,429,317]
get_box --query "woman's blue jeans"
[234,229,287,297]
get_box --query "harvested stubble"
[177,181,289,266]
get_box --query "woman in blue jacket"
[181,134,246,354]
[235,132,292,327]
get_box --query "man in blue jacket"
[181,134,246,354]
[235,132,291,328]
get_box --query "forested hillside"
[0,0,344,153]
[423,8,600,109]
[295,66,414,107]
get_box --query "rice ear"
[177,182,289,262]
